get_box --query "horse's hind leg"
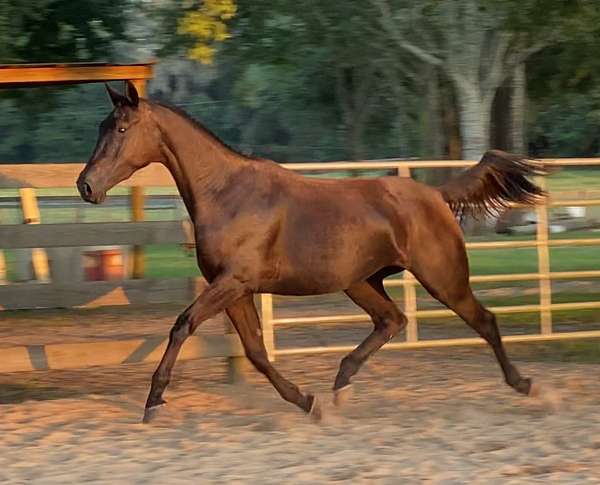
[410,243,532,396]
[333,277,407,406]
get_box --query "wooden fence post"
[130,186,145,279]
[397,166,418,342]
[0,204,5,285]
[0,250,6,284]
[199,275,252,384]
[261,293,276,361]
[130,78,148,279]
[19,188,49,282]
[536,175,552,334]
[225,323,252,383]
[0,200,4,284]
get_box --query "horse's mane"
[152,101,260,160]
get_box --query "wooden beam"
[0,277,198,311]
[274,331,600,357]
[0,250,5,284]
[536,176,552,334]
[19,188,49,282]
[0,221,186,248]
[129,80,148,278]
[260,293,275,362]
[2,158,600,189]
[130,186,145,278]
[0,163,174,188]
[0,334,244,373]
[0,63,154,87]
[397,166,418,342]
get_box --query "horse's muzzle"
[77,174,106,205]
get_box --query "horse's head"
[77,81,162,204]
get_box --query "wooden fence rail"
[0,221,185,248]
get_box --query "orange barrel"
[101,249,125,280]
[83,247,125,281]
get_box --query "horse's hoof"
[142,404,165,424]
[333,384,353,407]
[515,377,532,395]
[307,394,322,423]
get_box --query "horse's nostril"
[83,182,93,197]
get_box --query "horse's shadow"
[0,383,88,405]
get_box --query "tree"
[0,0,131,162]
[177,0,237,64]
[216,0,422,161]
[0,0,128,63]
[526,2,600,156]
[371,0,584,160]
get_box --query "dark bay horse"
[77,82,546,423]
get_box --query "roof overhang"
[0,61,155,88]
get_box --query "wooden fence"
[0,158,599,373]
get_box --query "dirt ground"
[1,306,600,484]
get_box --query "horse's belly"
[261,244,399,296]
[260,270,345,295]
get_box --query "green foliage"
[1,0,600,163]
[0,84,112,162]
[0,0,131,162]
[177,0,236,64]
[526,1,600,156]
[0,0,128,63]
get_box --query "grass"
[144,246,200,279]
[506,339,600,364]
[546,167,600,192]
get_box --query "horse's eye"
[118,127,126,133]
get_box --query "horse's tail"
[438,149,547,219]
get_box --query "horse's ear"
[125,81,140,107]
[105,83,127,107]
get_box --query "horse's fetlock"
[341,354,360,373]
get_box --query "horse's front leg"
[143,275,246,423]
[226,295,320,418]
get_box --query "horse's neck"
[153,105,244,222]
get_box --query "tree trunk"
[443,87,462,159]
[491,83,511,151]
[349,120,366,160]
[455,86,494,236]
[510,63,526,154]
[456,87,492,161]
[493,63,529,234]
[425,67,444,159]
[423,67,449,185]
